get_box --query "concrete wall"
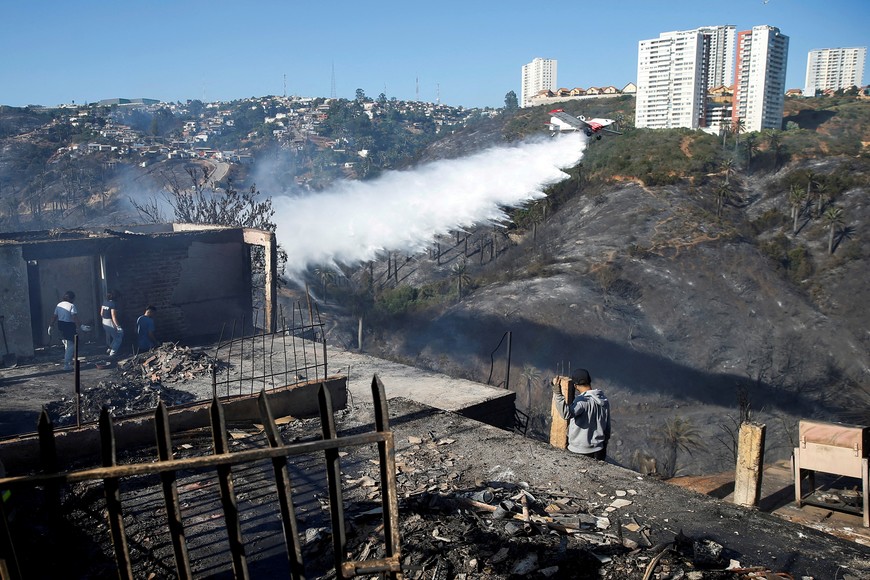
[0,245,33,358]
[0,376,348,474]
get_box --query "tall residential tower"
[732,25,789,132]
[805,47,866,95]
[636,26,735,129]
[521,58,557,108]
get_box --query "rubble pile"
[44,381,196,427]
[118,342,225,385]
[334,433,789,580]
[43,344,222,427]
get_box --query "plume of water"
[274,133,586,279]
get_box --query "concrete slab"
[0,340,515,437]
[670,459,870,548]
[327,348,511,413]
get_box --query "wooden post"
[733,422,766,507]
[549,376,573,449]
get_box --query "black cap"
[571,368,591,385]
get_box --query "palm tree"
[765,130,782,170]
[715,181,734,217]
[314,267,336,302]
[814,182,829,218]
[744,134,758,174]
[823,206,845,254]
[656,416,706,478]
[521,364,541,409]
[805,171,819,202]
[721,120,732,150]
[452,259,471,301]
[788,185,807,235]
[732,118,746,155]
[720,158,736,186]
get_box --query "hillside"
[313,97,870,478]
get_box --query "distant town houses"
[527,83,637,107]
[38,93,493,187]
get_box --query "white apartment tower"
[805,47,866,95]
[733,25,788,132]
[521,58,557,108]
[636,30,707,129]
[698,25,737,89]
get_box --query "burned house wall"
[38,256,100,347]
[0,245,33,358]
[2,226,274,356]
[106,236,251,345]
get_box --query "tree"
[744,134,758,173]
[355,88,367,103]
[732,118,745,155]
[814,182,829,218]
[720,120,732,149]
[520,364,541,410]
[788,184,807,235]
[655,416,706,478]
[720,157,736,186]
[805,171,819,202]
[715,181,734,217]
[314,267,336,302]
[504,91,519,112]
[765,130,783,170]
[451,259,471,301]
[823,206,844,254]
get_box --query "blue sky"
[1,0,867,109]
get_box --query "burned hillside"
[313,153,870,478]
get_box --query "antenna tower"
[331,62,336,99]
[416,76,419,101]
[283,74,287,98]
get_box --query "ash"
[44,343,227,427]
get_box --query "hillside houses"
[42,94,486,173]
[528,83,637,107]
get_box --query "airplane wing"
[550,110,590,131]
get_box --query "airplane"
[546,109,622,140]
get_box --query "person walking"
[136,305,158,352]
[100,290,123,357]
[50,291,80,371]
[552,368,611,460]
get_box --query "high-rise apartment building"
[805,47,866,95]
[520,58,557,108]
[732,25,789,132]
[698,25,737,89]
[636,26,735,129]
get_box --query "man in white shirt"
[50,291,80,370]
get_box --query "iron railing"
[0,375,402,579]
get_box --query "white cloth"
[54,300,77,322]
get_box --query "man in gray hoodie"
[552,368,611,460]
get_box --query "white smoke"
[273,132,586,280]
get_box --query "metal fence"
[212,302,328,398]
[0,376,402,579]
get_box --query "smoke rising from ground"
[273,133,586,279]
